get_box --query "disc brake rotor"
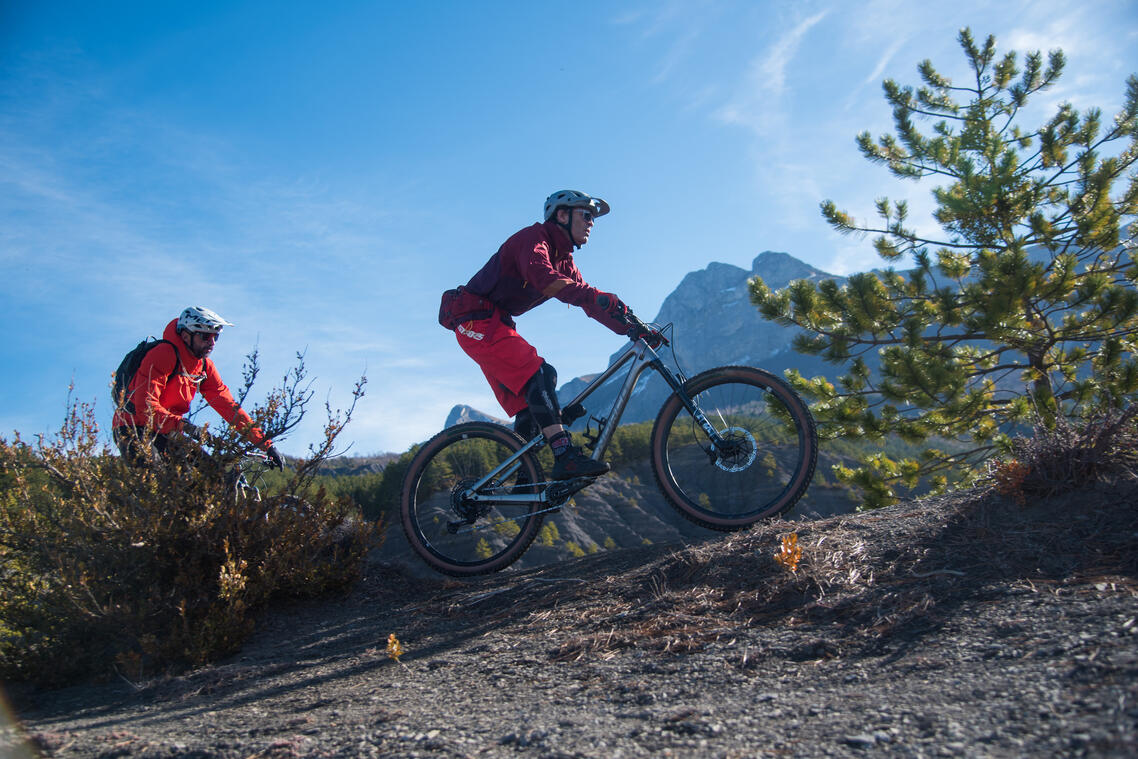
[713,427,758,472]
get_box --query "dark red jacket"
[465,220,627,334]
[112,319,270,447]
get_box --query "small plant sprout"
[774,533,803,573]
[386,633,405,662]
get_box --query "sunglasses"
[575,209,594,222]
[192,331,220,341]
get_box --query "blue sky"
[2,1,1136,456]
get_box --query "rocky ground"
[4,477,1138,758]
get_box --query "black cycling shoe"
[551,446,611,480]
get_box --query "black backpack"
[112,338,181,414]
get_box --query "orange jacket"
[112,319,270,448]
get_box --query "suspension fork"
[653,361,729,450]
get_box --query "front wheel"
[400,422,545,577]
[650,366,817,531]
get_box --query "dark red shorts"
[454,313,544,417]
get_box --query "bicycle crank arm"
[544,476,595,506]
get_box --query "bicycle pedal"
[545,476,594,505]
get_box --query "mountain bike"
[400,314,818,577]
[224,449,320,519]
[229,450,271,503]
[226,449,357,553]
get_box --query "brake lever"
[626,312,670,347]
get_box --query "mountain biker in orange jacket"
[112,306,284,469]
[449,190,661,480]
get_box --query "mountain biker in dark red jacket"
[445,190,660,480]
[112,306,283,469]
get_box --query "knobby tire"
[650,366,817,530]
[400,422,545,577]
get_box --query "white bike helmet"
[543,190,610,221]
[177,306,234,335]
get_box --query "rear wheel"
[400,422,545,576]
[650,366,817,530]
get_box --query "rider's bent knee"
[524,362,560,429]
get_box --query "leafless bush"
[986,406,1138,502]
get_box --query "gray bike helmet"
[543,190,610,221]
[177,306,234,335]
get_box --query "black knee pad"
[513,409,539,440]
[523,362,561,430]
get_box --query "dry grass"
[540,515,906,661]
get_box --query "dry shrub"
[987,406,1138,501]
[989,459,1030,505]
[0,357,376,686]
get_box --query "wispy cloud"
[0,58,423,452]
[713,10,828,135]
[857,38,906,92]
[612,0,693,36]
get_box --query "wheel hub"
[713,427,757,472]
[450,477,495,525]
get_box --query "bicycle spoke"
[652,367,817,529]
[402,423,545,576]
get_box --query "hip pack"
[439,286,496,330]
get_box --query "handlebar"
[182,429,279,467]
[625,311,670,347]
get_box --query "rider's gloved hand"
[181,421,202,439]
[266,445,284,470]
[595,292,629,323]
[627,323,665,348]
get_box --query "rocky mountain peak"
[750,250,833,288]
[445,404,508,428]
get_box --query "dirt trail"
[6,481,1138,758]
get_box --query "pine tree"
[750,29,1138,507]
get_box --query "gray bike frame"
[460,337,725,507]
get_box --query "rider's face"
[186,330,219,359]
[568,208,594,246]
